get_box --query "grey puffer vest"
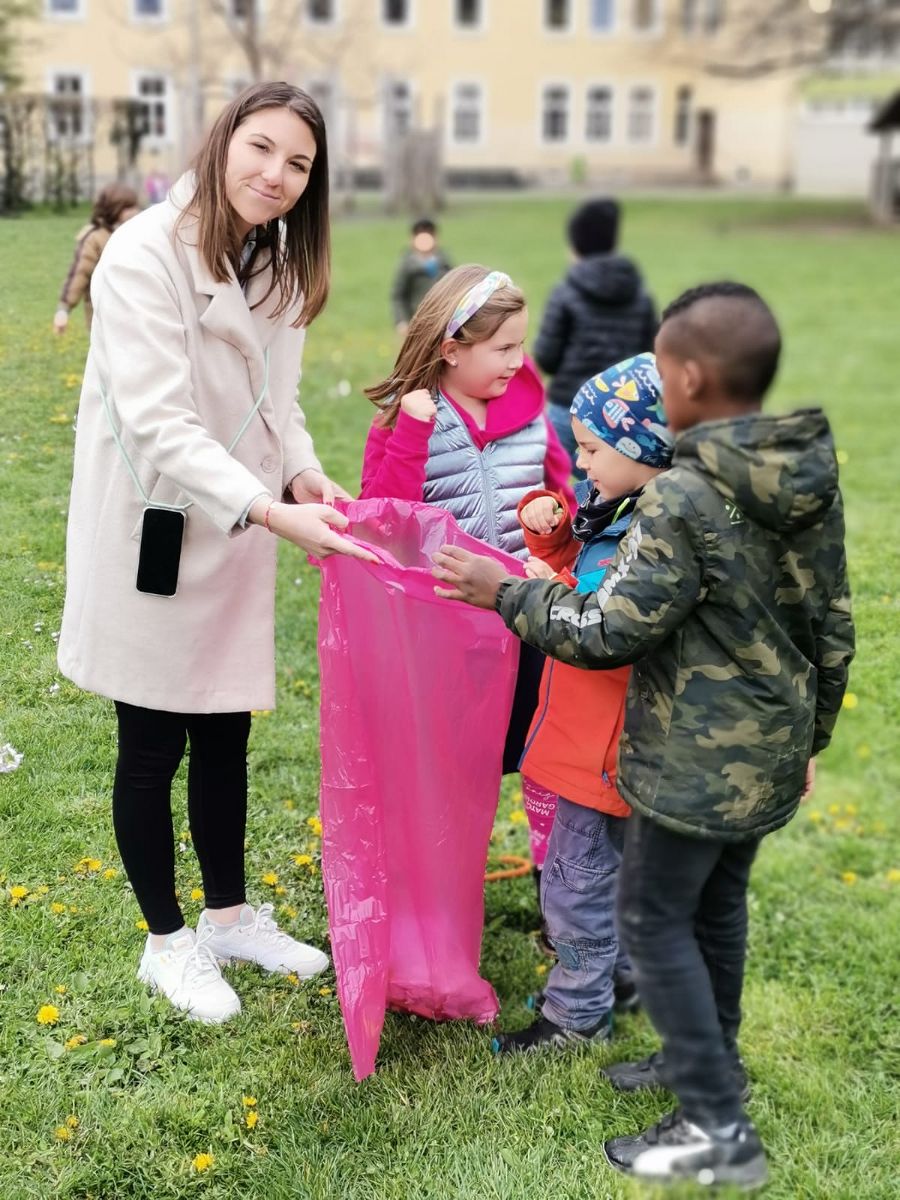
[423,394,547,558]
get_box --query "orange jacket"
[517,489,631,817]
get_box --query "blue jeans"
[546,402,585,482]
[540,796,630,1031]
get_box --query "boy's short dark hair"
[567,198,620,257]
[412,218,437,236]
[661,282,782,402]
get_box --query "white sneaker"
[198,903,329,978]
[137,926,241,1024]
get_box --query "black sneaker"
[604,1109,768,1190]
[602,1051,752,1103]
[492,1013,612,1055]
[612,974,640,1016]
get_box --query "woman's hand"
[251,499,378,563]
[524,556,555,580]
[53,310,69,336]
[399,389,437,423]
[520,496,562,535]
[432,545,512,608]
[289,468,352,506]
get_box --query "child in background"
[390,218,452,335]
[432,282,854,1190]
[362,262,575,805]
[534,198,657,476]
[494,353,673,1054]
[53,183,141,335]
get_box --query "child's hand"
[801,758,816,802]
[432,545,512,608]
[520,496,563,534]
[524,557,555,580]
[399,389,437,423]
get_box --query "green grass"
[1,195,898,1199]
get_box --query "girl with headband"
[361,263,575,929]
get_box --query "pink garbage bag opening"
[317,498,522,1081]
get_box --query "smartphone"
[136,507,185,597]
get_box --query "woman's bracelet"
[264,501,274,533]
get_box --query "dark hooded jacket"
[496,409,855,841]
[533,254,657,409]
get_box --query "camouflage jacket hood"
[496,408,855,841]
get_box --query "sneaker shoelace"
[179,926,226,990]
[241,903,291,946]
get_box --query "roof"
[870,89,900,132]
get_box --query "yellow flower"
[841,693,858,710]
[306,816,323,837]
[286,972,299,986]
[98,1037,116,1047]
[535,963,548,976]
[307,864,319,876]
[65,1035,87,1050]
[281,904,298,919]
[65,1116,79,1129]
[274,885,287,896]
[36,884,50,894]
[192,1153,214,1172]
[509,810,526,824]
[827,804,840,816]
[49,413,71,425]
[55,985,67,995]
[844,804,858,816]
[245,1109,258,1130]
[51,902,66,914]
[318,986,332,996]
[37,1005,60,1026]
[9,885,28,900]
[833,818,852,833]
[293,854,312,867]
[190,888,204,901]
[511,789,523,806]
[261,871,278,887]
[103,868,118,880]
[886,868,900,884]
[283,799,296,811]
[808,810,823,822]
[856,744,871,760]
[55,1125,72,1141]
[136,919,149,931]
[841,871,858,886]
[74,857,102,874]
[242,1096,257,1108]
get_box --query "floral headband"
[445,270,512,338]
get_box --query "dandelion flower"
[841,871,858,886]
[827,804,840,816]
[245,1110,258,1130]
[318,986,332,996]
[136,919,149,931]
[65,1116,79,1129]
[190,888,204,901]
[65,1035,87,1050]
[844,804,858,816]
[286,973,299,986]
[281,905,298,919]
[9,885,28,901]
[535,963,548,976]
[242,1096,257,1108]
[509,810,526,825]
[886,869,900,884]
[98,1037,116,1047]
[37,1005,60,1026]
[102,868,118,880]
[809,810,823,822]
[293,854,312,867]
[51,902,66,914]
[54,1126,72,1142]
[36,884,50,895]
[306,816,323,837]
[55,985,67,995]
[192,1153,214,1172]
[274,885,287,896]
[74,857,102,874]
[261,871,278,887]
[841,693,858,710]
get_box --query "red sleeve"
[542,416,577,514]
[359,410,433,500]
[517,488,580,574]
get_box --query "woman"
[58,83,374,1024]
[53,182,141,334]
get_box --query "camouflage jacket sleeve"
[811,542,855,755]
[495,474,705,669]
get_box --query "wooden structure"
[869,90,900,224]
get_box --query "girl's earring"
[449,359,458,367]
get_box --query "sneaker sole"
[215,954,329,979]
[137,965,241,1024]
[603,1142,768,1191]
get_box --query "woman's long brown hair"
[364,264,526,426]
[183,81,330,328]
[90,183,139,230]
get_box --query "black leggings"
[113,702,251,935]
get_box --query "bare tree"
[0,0,38,89]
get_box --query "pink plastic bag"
[317,498,522,1081]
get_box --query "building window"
[454,0,482,27]
[586,85,613,142]
[230,0,257,18]
[384,80,413,137]
[451,82,483,143]
[46,0,83,15]
[682,0,722,34]
[382,0,410,25]
[48,73,87,140]
[306,79,335,125]
[541,85,569,143]
[135,73,171,143]
[306,0,336,22]
[544,0,571,31]
[590,0,614,31]
[627,86,655,142]
[632,0,659,31]
[674,85,692,144]
[133,0,164,17]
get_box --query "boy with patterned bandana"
[431,282,855,1191]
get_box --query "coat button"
[260,455,278,473]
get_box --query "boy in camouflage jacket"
[432,282,854,1191]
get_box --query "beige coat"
[59,224,112,329]
[58,176,321,713]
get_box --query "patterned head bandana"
[445,270,512,338]
[570,352,673,468]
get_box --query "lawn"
[0,194,898,1200]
